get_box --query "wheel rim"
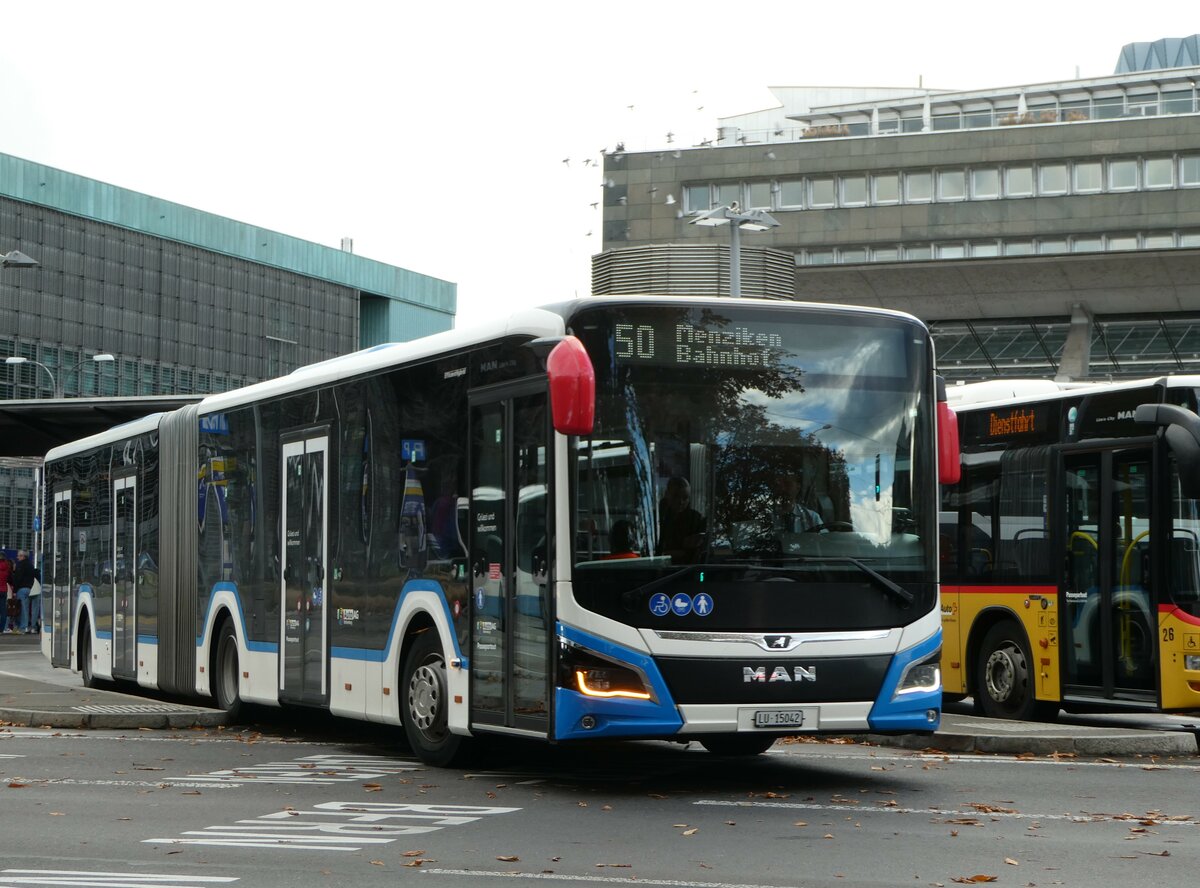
[984,641,1026,704]
[408,655,447,740]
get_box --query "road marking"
[695,799,1198,825]
[176,753,420,785]
[144,801,521,851]
[0,871,236,886]
[424,870,792,888]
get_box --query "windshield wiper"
[797,556,914,606]
[626,557,912,606]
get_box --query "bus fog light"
[581,715,597,730]
[1186,655,1200,671]
[927,709,938,723]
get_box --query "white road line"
[695,798,1198,825]
[0,871,236,886]
[423,870,793,888]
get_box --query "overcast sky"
[0,2,1182,327]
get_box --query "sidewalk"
[2,632,1195,754]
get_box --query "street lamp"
[1,250,38,269]
[6,352,113,397]
[688,201,781,298]
[66,353,115,397]
[5,357,55,397]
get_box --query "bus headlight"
[894,650,941,697]
[558,642,654,702]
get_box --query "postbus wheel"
[974,620,1056,721]
[401,630,473,767]
[699,733,778,756]
[213,620,243,720]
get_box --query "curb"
[871,729,1198,756]
[0,708,231,730]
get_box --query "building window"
[684,184,710,213]
[936,243,965,259]
[932,111,961,131]
[971,168,1000,199]
[716,182,740,207]
[1143,233,1175,249]
[1182,156,1200,187]
[1038,164,1068,195]
[807,250,835,265]
[839,247,867,263]
[970,241,1001,257]
[778,179,804,208]
[900,114,924,133]
[1106,235,1138,251]
[747,181,772,209]
[1073,161,1102,193]
[873,173,900,204]
[809,177,836,208]
[1094,95,1124,119]
[871,246,899,262]
[840,175,868,206]
[904,171,932,203]
[1143,157,1174,189]
[1005,166,1033,197]
[1108,159,1138,191]
[1038,238,1068,254]
[1162,89,1194,114]
[1005,241,1035,255]
[905,245,932,261]
[1180,232,1200,248]
[937,170,966,201]
[1071,236,1103,252]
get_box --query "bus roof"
[947,375,1200,412]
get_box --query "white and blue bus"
[41,296,955,765]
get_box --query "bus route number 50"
[615,324,656,360]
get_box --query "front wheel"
[699,733,778,756]
[213,621,243,721]
[79,621,99,689]
[401,630,473,767]
[973,620,1056,721]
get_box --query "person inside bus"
[601,520,639,560]
[659,477,706,563]
[774,472,822,533]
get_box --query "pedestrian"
[27,559,42,634]
[0,549,12,634]
[12,549,36,634]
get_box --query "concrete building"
[0,152,455,550]
[595,38,1200,385]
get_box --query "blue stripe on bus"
[553,623,682,741]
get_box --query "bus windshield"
[569,303,936,630]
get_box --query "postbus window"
[991,447,1051,582]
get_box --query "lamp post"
[5,357,55,398]
[1,250,38,269]
[66,353,115,397]
[688,201,781,298]
[6,352,114,397]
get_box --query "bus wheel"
[79,620,98,689]
[401,630,471,767]
[699,733,777,756]
[974,621,1056,721]
[213,621,243,721]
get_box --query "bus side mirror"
[546,335,595,436]
[1135,403,1200,498]
[936,377,961,485]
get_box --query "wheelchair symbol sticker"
[670,593,693,616]
[649,593,671,617]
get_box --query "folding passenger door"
[468,382,552,738]
[279,431,330,704]
[50,489,72,667]
[1061,448,1157,705]
[111,473,137,680]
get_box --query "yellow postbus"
[940,376,1200,719]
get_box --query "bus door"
[279,432,330,704]
[1061,449,1157,704]
[468,384,551,738]
[112,474,137,680]
[50,489,72,668]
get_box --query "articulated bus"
[940,376,1200,720]
[41,296,953,765]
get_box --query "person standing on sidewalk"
[27,558,42,634]
[0,550,12,634]
[12,550,35,634]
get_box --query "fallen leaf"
[402,850,426,857]
[594,863,632,868]
[362,783,382,792]
[497,855,520,862]
[1005,857,1019,866]
[950,877,997,884]
[369,860,384,867]
[1142,850,1171,857]
[682,828,698,836]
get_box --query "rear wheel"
[79,620,99,689]
[974,620,1056,721]
[401,630,472,767]
[213,621,243,721]
[699,733,778,756]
